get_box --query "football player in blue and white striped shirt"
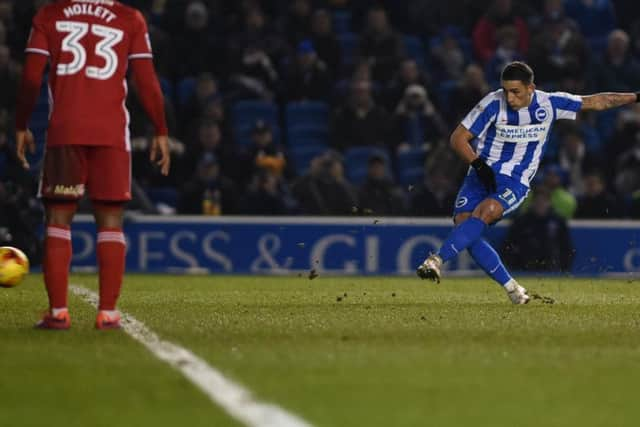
[417,61,639,304]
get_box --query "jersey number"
[56,21,124,80]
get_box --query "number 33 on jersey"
[25,0,153,149]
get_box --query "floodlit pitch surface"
[2,274,640,427]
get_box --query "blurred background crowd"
[2,0,640,238]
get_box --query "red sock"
[97,228,126,310]
[44,226,72,309]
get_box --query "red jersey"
[25,0,158,149]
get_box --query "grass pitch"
[2,274,640,427]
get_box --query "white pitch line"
[70,285,313,427]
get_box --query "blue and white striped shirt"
[461,89,582,186]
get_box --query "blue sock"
[437,217,487,263]
[469,238,512,286]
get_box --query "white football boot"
[416,254,443,283]
[504,279,530,304]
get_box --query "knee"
[472,200,503,224]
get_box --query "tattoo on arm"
[581,93,636,111]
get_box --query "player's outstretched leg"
[468,239,529,304]
[36,204,75,330]
[94,203,126,330]
[417,217,487,283]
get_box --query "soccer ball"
[0,246,30,288]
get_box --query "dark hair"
[501,61,534,84]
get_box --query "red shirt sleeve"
[24,8,50,57]
[16,9,49,130]
[130,60,168,136]
[129,10,153,60]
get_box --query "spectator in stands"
[172,1,223,78]
[0,127,42,262]
[564,0,616,39]
[291,151,357,215]
[430,27,466,81]
[357,154,406,216]
[282,0,313,46]
[181,120,238,183]
[285,40,332,102]
[243,120,288,180]
[502,187,574,272]
[541,165,577,219]
[613,139,640,196]
[558,130,601,196]
[408,145,461,217]
[359,5,404,82]
[391,84,448,153]
[243,169,290,215]
[310,9,342,78]
[472,0,529,64]
[590,30,640,93]
[228,4,287,67]
[528,3,588,88]
[607,104,640,171]
[180,73,221,133]
[331,80,390,151]
[484,26,524,83]
[178,153,239,215]
[227,6,284,101]
[384,58,430,111]
[449,63,490,125]
[575,171,623,218]
[0,44,18,110]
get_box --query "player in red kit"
[14,0,170,330]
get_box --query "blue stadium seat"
[347,166,369,185]
[596,108,619,143]
[285,101,329,130]
[337,33,358,67]
[433,79,458,112]
[159,77,174,99]
[344,146,391,184]
[287,125,329,146]
[403,35,426,68]
[396,147,427,172]
[176,77,196,106]
[232,100,279,133]
[332,11,351,34]
[290,145,329,176]
[398,167,425,186]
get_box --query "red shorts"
[40,145,131,202]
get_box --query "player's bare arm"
[580,92,638,111]
[450,124,497,193]
[449,124,477,164]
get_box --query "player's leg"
[418,171,502,282]
[93,201,126,329]
[456,212,529,304]
[36,146,87,329]
[88,146,131,329]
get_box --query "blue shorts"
[453,169,530,220]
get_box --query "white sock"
[503,279,518,292]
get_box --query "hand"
[471,157,496,193]
[15,129,35,170]
[150,135,171,176]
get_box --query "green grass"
[2,274,640,427]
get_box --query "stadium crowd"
[1,0,640,224]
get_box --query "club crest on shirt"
[534,106,549,122]
[455,197,468,208]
